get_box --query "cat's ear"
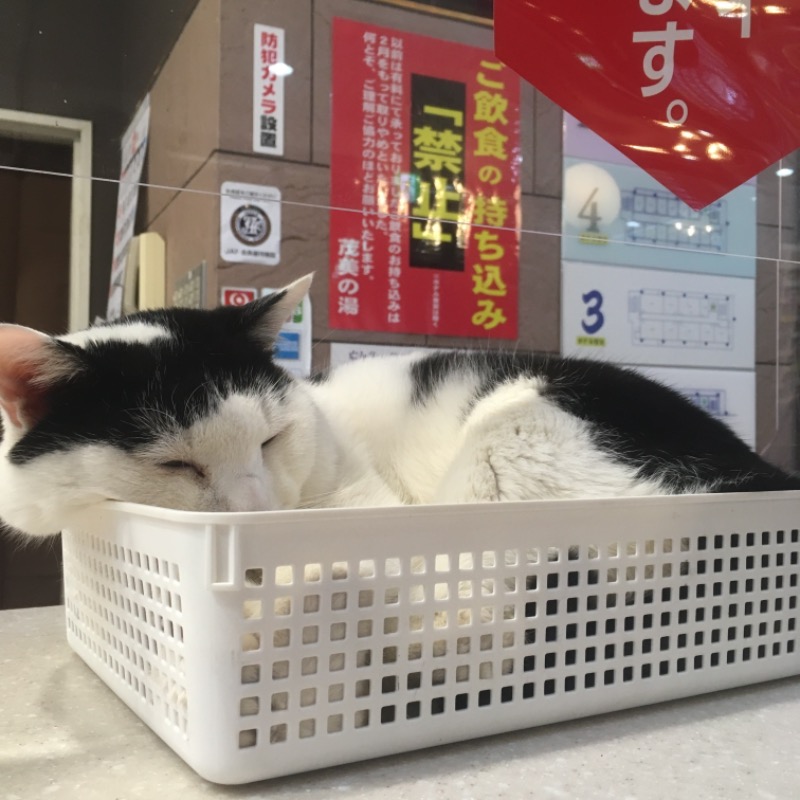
[239,273,313,346]
[0,324,83,431]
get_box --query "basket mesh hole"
[328,683,344,702]
[331,622,347,641]
[240,697,259,716]
[301,657,318,676]
[269,725,286,744]
[384,617,399,634]
[304,594,320,614]
[385,558,401,577]
[239,729,257,748]
[272,660,289,680]
[354,710,370,728]
[359,559,375,578]
[300,688,317,707]
[330,653,346,671]
[327,714,344,733]
[244,599,263,619]
[411,556,427,575]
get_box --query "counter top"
[2,605,799,799]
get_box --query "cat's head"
[0,275,320,537]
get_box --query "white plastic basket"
[62,492,800,784]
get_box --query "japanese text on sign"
[470,60,513,332]
[633,0,753,128]
[253,25,285,156]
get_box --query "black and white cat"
[0,274,797,538]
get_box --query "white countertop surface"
[2,605,799,799]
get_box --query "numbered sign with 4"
[561,157,756,279]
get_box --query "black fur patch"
[10,306,291,465]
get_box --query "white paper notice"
[328,342,437,369]
[253,24,286,156]
[107,95,150,320]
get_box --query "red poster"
[329,18,521,339]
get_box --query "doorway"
[0,111,92,609]
[0,138,72,331]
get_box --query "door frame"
[0,109,92,331]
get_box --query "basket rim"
[71,489,800,529]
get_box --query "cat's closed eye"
[159,460,206,480]
[261,435,278,449]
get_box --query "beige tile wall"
[143,0,798,467]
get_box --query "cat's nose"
[223,474,272,512]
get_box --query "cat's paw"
[465,377,542,434]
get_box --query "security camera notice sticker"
[220,182,281,266]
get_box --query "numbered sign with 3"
[561,260,755,370]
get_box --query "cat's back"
[310,349,798,498]
[408,350,798,493]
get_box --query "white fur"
[302,358,674,510]
[59,321,171,348]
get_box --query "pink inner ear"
[0,325,55,430]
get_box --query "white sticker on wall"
[220,182,281,266]
[328,342,437,369]
[253,24,286,156]
[636,366,756,447]
[108,94,151,320]
[261,287,311,378]
[561,260,755,369]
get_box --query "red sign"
[495,2,800,210]
[221,287,258,307]
[329,18,521,339]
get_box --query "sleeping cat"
[0,273,797,538]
